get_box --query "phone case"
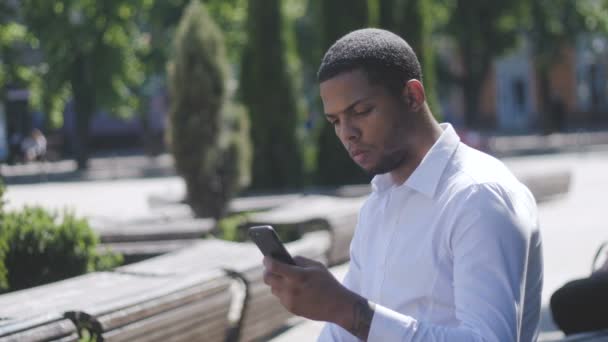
[248,225,296,265]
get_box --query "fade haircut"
[317,28,422,97]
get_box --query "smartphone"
[248,225,296,265]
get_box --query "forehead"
[320,69,377,114]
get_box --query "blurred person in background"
[262,29,543,342]
[20,128,46,162]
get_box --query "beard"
[364,148,410,176]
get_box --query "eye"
[355,107,373,116]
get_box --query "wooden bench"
[91,217,216,262]
[115,238,266,341]
[99,239,199,264]
[243,195,364,266]
[117,232,331,342]
[147,193,303,215]
[0,315,78,342]
[0,270,232,342]
[229,194,303,214]
[516,169,571,202]
[95,217,215,243]
[69,271,231,342]
[0,230,330,341]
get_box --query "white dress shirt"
[318,123,543,342]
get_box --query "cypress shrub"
[240,0,304,191]
[168,0,251,219]
[314,0,372,186]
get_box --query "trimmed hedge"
[0,206,122,293]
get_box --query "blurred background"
[0,0,607,341]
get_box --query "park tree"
[240,0,303,190]
[314,0,372,186]
[0,3,28,93]
[378,0,439,114]
[0,3,63,134]
[20,0,145,169]
[526,0,608,132]
[168,0,251,219]
[141,0,248,77]
[444,0,525,128]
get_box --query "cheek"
[366,115,394,148]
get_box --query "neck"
[389,114,443,185]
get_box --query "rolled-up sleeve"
[365,184,535,341]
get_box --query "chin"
[362,164,385,176]
[366,155,407,176]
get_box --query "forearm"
[332,290,376,341]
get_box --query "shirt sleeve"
[366,183,537,341]
[318,207,366,342]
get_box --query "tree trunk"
[71,54,95,170]
[536,65,554,134]
[461,42,479,127]
[459,37,491,128]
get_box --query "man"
[263,28,543,341]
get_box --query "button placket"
[369,189,390,301]
[377,187,410,303]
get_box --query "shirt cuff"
[368,304,419,341]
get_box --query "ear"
[401,79,426,112]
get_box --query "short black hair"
[317,28,422,97]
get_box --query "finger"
[263,270,284,287]
[264,256,303,279]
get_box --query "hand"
[263,256,355,324]
[263,256,376,340]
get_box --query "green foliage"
[216,212,251,242]
[215,212,301,243]
[240,0,304,190]
[204,0,248,64]
[141,0,247,77]
[313,0,372,186]
[169,0,251,219]
[20,0,146,167]
[0,207,122,293]
[320,0,370,49]
[78,328,95,342]
[0,4,64,129]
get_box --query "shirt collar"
[371,123,460,198]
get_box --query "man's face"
[320,69,414,176]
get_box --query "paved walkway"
[1,152,175,185]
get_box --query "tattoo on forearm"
[350,297,376,341]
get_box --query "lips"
[350,149,368,164]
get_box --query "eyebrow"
[324,96,372,119]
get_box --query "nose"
[337,117,360,143]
